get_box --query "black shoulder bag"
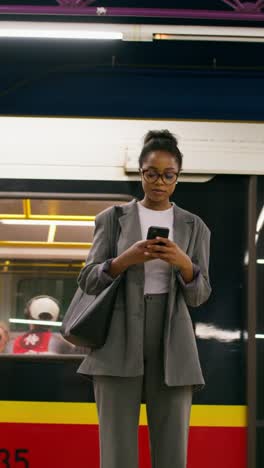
[60,206,122,349]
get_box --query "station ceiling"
[0,1,263,119]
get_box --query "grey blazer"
[77,199,212,390]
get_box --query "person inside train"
[0,321,10,353]
[77,129,212,468]
[11,295,74,354]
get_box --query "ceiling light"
[0,22,123,40]
[153,31,264,43]
[9,318,62,327]
[0,220,94,226]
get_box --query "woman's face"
[140,151,179,203]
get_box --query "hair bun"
[139,128,183,170]
[143,129,178,146]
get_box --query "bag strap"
[110,206,122,258]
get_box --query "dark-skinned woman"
[78,129,212,468]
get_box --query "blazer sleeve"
[77,209,116,296]
[176,220,212,307]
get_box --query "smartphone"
[147,226,169,245]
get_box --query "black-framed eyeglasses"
[140,168,179,185]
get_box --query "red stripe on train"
[0,424,246,468]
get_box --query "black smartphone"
[147,226,169,245]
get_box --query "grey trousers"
[93,293,193,468]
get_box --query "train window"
[0,195,130,356]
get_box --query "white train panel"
[0,116,263,179]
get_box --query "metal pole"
[247,175,257,468]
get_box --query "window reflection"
[0,321,9,353]
[0,196,129,356]
[9,295,69,354]
[0,269,80,355]
[195,322,243,343]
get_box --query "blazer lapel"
[117,199,142,254]
[172,202,194,255]
[117,199,144,280]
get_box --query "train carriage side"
[0,23,264,468]
[0,116,263,468]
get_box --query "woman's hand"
[108,239,158,278]
[120,239,159,267]
[144,237,192,272]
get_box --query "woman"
[78,129,212,468]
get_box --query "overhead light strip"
[153,33,264,43]
[9,318,62,327]
[0,23,123,40]
[0,241,91,248]
[0,220,95,226]
[1,22,264,43]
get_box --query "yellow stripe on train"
[0,402,247,427]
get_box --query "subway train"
[0,116,263,468]
[0,14,264,466]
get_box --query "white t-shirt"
[137,202,174,294]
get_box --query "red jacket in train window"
[13,330,52,354]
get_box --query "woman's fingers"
[140,238,159,248]
[144,251,169,259]
[146,244,171,252]
[156,237,172,245]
